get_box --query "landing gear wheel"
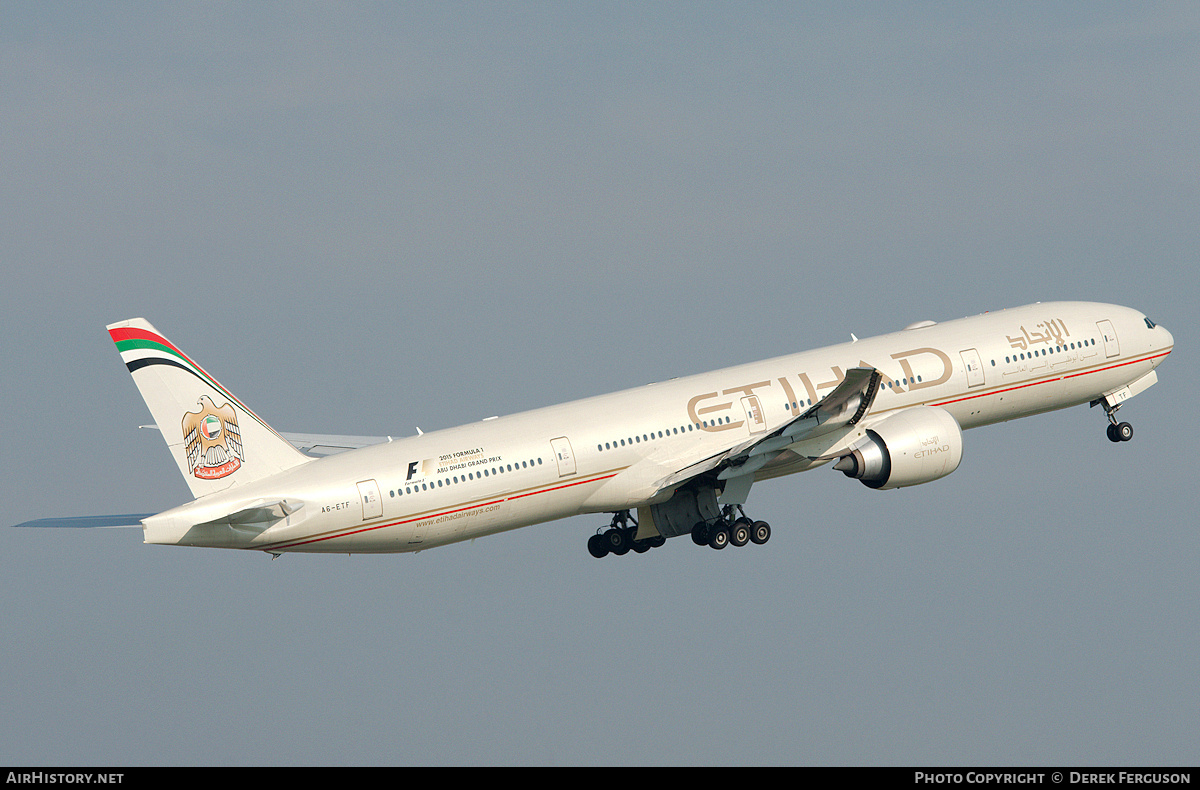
[708,526,729,550]
[729,520,750,547]
[1116,422,1133,442]
[691,522,710,546]
[587,533,609,559]
[750,521,771,545]
[605,528,630,556]
[588,511,657,558]
[631,529,651,553]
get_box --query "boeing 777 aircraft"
[16,302,1173,558]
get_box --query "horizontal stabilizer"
[14,514,152,529]
[137,425,388,458]
[194,499,303,529]
[280,432,389,457]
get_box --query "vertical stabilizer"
[107,318,310,498]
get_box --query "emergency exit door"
[1097,320,1120,358]
[356,479,383,520]
[741,396,767,433]
[550,437,576,477]
[960,348,985,388]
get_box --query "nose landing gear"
[1102,403,1134,443]
[1107,421,1134,442]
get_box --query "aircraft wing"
[651,366,881,496]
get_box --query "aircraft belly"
[408,499,511,547]
[505,479,597,528]
[340,524,419,553]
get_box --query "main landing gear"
[586,506,772,557]
[690,505,771,551]
[1103,403,1134,443]
[587,511,665,558]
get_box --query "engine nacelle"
[834,406,963,490]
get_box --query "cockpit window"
[1145,317,1157,329]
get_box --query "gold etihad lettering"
[685,346,954,431]
[686,381,773,432]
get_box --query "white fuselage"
[142,302,1173,553]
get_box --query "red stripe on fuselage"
[261,471,621,552]
[255,347,1174,552]
[930,349,1171,408]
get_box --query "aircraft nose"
[1155,322,1174,356]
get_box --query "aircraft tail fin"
[107,318,311,499]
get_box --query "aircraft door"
[741,396,767,434]
[550,437,576,477]
[1097,320,1120,358]
[960,348,985,388]
[356,479,383,520]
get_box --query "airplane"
[15,301,1174,559]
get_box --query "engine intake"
[834,406,963,490]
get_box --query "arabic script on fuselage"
[1006,318,1070,351]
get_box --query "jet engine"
[834,406,963,490]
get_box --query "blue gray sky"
[2,3,1197,766]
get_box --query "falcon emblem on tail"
[182,396,244,480]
